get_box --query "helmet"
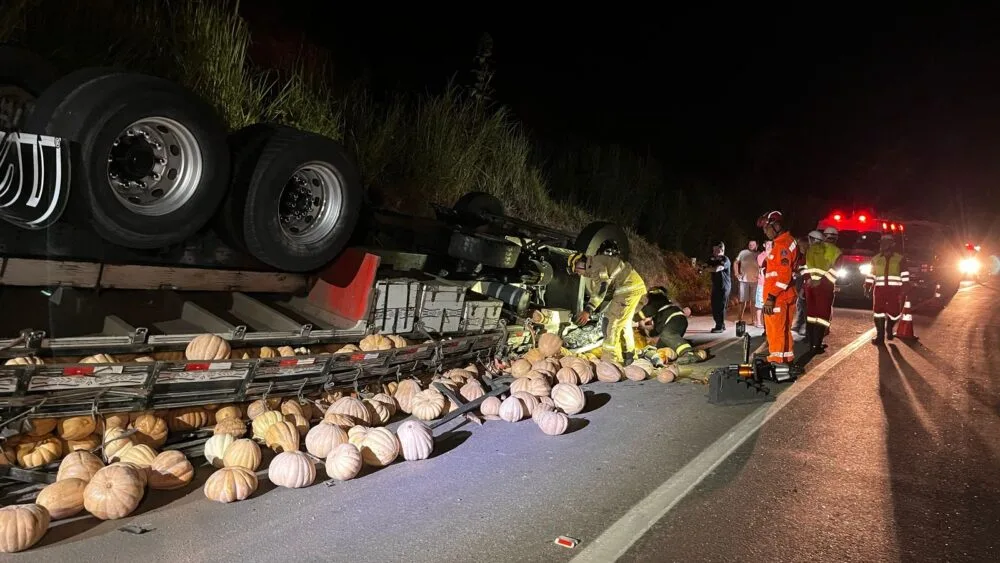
[823,226,839,237]
[597,239,620,256]
[567,252,585,274]
[756,210,783,228]
[808,230,824,242]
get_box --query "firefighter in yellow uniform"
[803,229,842,353]
[568,240,647,365]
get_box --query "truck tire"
[230,127,363,272]
[0,45,60,130]
[454,191,504,217]
[543,221,632,314]
[448,231,521,269]
[25,71,231,249]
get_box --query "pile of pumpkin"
[513,332,685,385]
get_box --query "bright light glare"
[959,258,981,274]
[974,245,981,252]
[836,268,848,279]
[859,263,873,276]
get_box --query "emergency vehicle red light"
[882,222,888,229]
[858,215,867,222]
[899,225,904,231]
[890,223,897,230]
[832,213,842,221]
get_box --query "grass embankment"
[0,0,710,303]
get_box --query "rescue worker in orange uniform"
[803,229,842,353]
[568,240,647,365]
[756,210,800,364]
[864,234,909,344]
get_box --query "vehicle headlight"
[836,268,848,279]
[959,258,981,274]
[859,263,872,276]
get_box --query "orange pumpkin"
[222,439,261,471]
[130,413,168,448]
[83,464,145,520]
[26,417,57,437]
[264,420,300,453]
[204,467,257,503]
[185,333,231,360]
[0,504,49,553]
[36,478,87,519]
[167,407,210,432]
[213,418,248,438]
[57,416,97,441]
[16,436,62,468]
[148,450,194,490]
[57,451,105,482]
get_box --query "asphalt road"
[619,283,1000,563]
[19,292,980,562]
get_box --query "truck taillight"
[858,214,867,223]
[890,223,897,231]
[63,366,95,376]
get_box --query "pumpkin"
[259,346,278,358]
[214,418,248,438]
[130,413,168,448]
[386,334,408,348]
[26,417,57,437]
[464,363,479,375]
[526,377,551,397]
[537,333,563,357]
[204,434,236,468]
[305,423,349,458]
[274,345,295,357]
[4,356,44,366]
[360,400,388,426]
[80,353,116,364]
[101,427,133,461]
[411,389,447,421]
[16,436,62,468]
[334,344,361,354]
[534,409,569,435]
[37,478,87,519]
[245,400,271,420]
[396,421,434,461]
[264,420,300,453]
[251,410,284,441]
[325,443,362,481]
[134,356,156,362]
[596,361,623,382]
[57,451,104,482]
[657,364,679,383]
[57,415,96,441]
[167,407,210,432]
[268,451,316,488]
[539,395,556,409]
[62,432,101,453]
[555,367,580,385]
[112,461,149,488]
[115,443,157,467]
[214,405,242,423]
[624,364,647,381]
[498,395,524,422]
[393,379,422,413]
[459,379,485,402]
[370,393,398,417]
[510,359,532,378]
[83,463,145,520]
[359,427,399,467]
[510,378,534,396]
[632,358,655,375]
[569,358,596,384]
[694,349,709,361]
[103,412,129,430]
[551,383,586,415]
[443,368,470,383]
[533,357,561,374]
[148,450,194,490]
[204,467,258,503]
[280,399,311,420]
[326,397,372,426]
[185,333,231,360]
[0,504,49,553]
[347,426,370,449]
[323,412,355,429]
[513,391,540,415]
[532,400,555,423]
[222,439,261,471]
[359,334,393,351]
[480,396,502,417]
[522,348,544,364]
[283,413,308,437]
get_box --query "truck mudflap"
[0,130,71,230]
[0,330,508,422]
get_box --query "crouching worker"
[568,241,647,365]
[634,286,703,365]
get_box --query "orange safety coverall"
[762,231,799,363]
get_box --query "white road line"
[570,326,876,563]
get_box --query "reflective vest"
[762,231,798,305]
[866,253,909,288]
[804,242,842,282]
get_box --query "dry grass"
[0,0,710,302]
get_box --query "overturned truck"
[0,47,630,482]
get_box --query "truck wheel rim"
[0,86,36,130]
[105,116,203,216]
[277,161,344,245]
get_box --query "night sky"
[242,3,1000,241]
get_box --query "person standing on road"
[734,240,760,324]
[568,240,647,365]
[754,240,771,329]
[705,241,732,333]
[803,229,842,353]
[864,234,909,345]
[790,234,809,337]
[757,210,799,364]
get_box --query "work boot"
[622,351,635,366]
[813,325,827,354]
[886,319,896,341]
[677,352,700,365]
[871,318,886,345]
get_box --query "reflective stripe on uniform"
[675,342,692,354]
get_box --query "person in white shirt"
[734,240,761,324]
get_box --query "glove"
[574,310,591,326]
[763,296,776,315]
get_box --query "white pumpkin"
[268,451,316,489]
[204,433,236,468]
[304,423,349,459]
[396,421,434,461]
